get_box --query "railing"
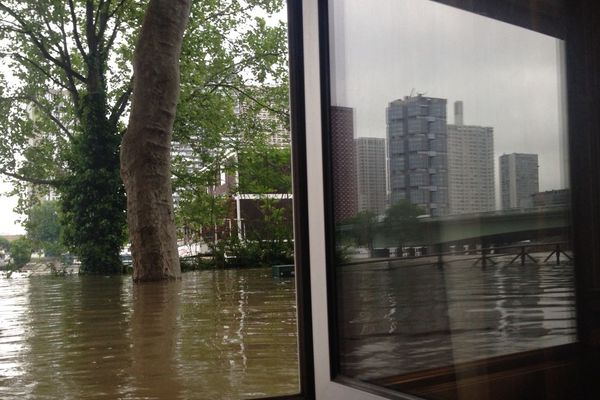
[341,241,572,268]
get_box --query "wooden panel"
[371,344,580,400]
[567,9,600,393]
[430,0,565,38]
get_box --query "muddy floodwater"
[0,269,299,399]
[337,260,576,380]
[1,259,578,398]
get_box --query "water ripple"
[0,269,299,399]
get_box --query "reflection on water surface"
[337,260,576,380]
[0,269,299,399]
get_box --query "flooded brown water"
[337,260,576,380]
[0,269,299,399]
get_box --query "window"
[408,136,428,152]
[295,0,600,399]
[409,172,429,186]
[408,154,429,169]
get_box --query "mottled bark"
[121,0,192,282]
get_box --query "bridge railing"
[340,241,572,268]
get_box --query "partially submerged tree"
[344,210,379,254]
[171,0,289,223]
[9,236,32,269]
[0,0,141,273]
[383,200,425,249]
[121,0,191,281]
[0,0,287,276]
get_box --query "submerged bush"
[9,238,33,269]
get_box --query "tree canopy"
[0,0,288,274]
[383,200,425,247]
[24,200,64,257]
[344,210,379,252]
[8,236,32,269]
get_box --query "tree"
[175,184,231,265]
[175,145,294,267]
[0,0,141,274]
[0,237,10,251]
[0,0,287,275]
[171,0,289,232]
[9,237,32,269]
[24,200,64,256]
[121,0,191,281]
[171,0,289,267]
[344,210,379,254]
[383,200,425,249]
[237,145,292,194]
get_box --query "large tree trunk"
[121,0,192,282]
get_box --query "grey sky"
[329,0,568,204]
[0,182,23,235]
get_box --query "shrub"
[9,238,33,269]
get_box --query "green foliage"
[238,147,291,194]
[0,1,140,273]
[24,200,64,257]
[175,187,231,253]
[222,195,294,267]
[383,200,425,247]
[343,210,379,251]
[0,237,10,251]
[0,0,288,273]
[60,92,126,273]
[172,0,290,198]
[175,0,292,264]
[9,237,32,269]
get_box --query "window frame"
[285,0,600,399]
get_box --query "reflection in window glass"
[329,0,575,397]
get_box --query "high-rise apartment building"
[355,137,387,215]
[386,95,448,216]
[500,153,539,209]
[447,101,495,214]
[331,106,358,222]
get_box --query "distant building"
[26,90,70,203]
[171,139,204,206]
[173,94,292,243]
[447,101,495,214]
[500,153,539,209]
[355,137,386,215]
[531,189,570,207]
[235,102,290,148]
[331,106,358,222]
[386,95,448,216]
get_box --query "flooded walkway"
[0,269,299,399]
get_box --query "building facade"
[447,101,495,214]
[355,137,387,215]
[531,189,569,207]
[386,95,448,216]
[331,106,358,222]
[500,153,539,209]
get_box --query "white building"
[500,152,539,209]
[355,137,386,215]
[447,101,495,214]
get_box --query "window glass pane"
[329,0,575,397]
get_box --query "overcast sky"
[329,0,568,206]
[0,182,23,235]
